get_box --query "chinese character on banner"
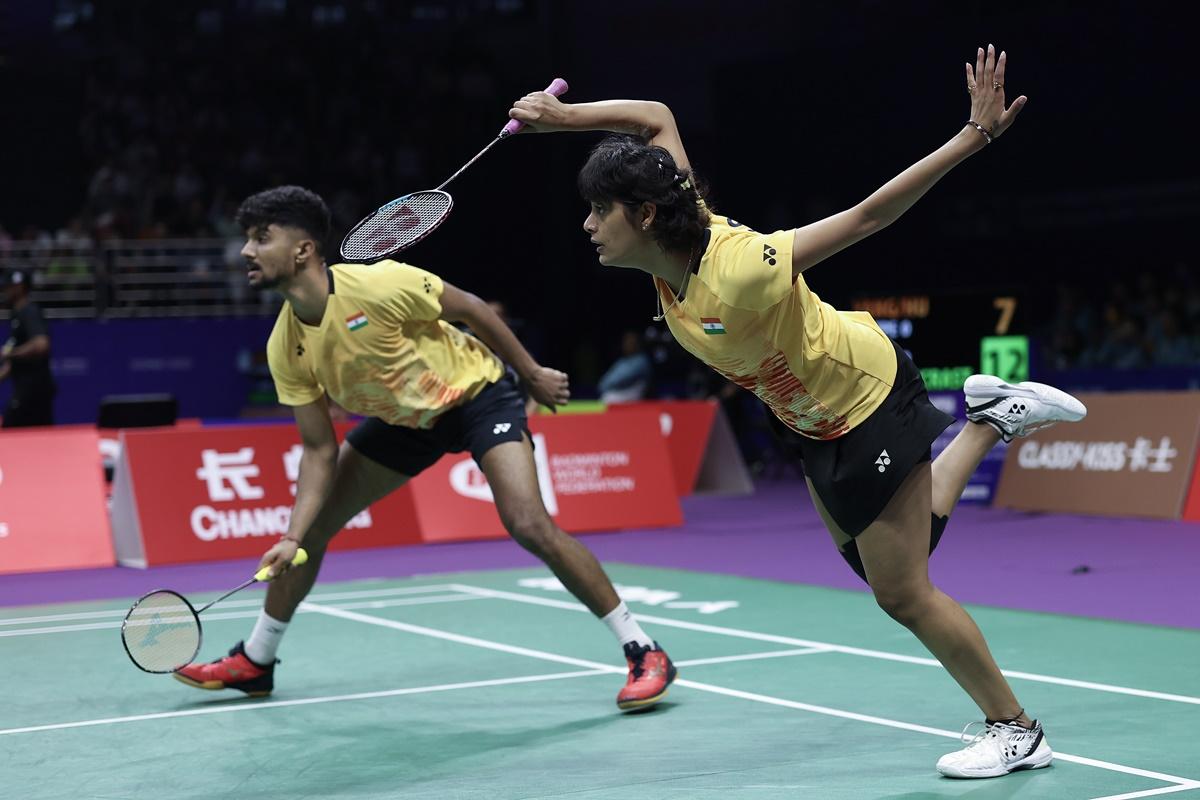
[283,444,303,496]
[1149,437,1177,473]
[195,448,264,501]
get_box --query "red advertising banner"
[606,400,753,495]
[0,429,114,574]
[111,424,421,566]
[409,410,683,542]
[606,401,715,495]
[1182,449,1200,523]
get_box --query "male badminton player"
[507,45,1086,777]
[173,186,675,710]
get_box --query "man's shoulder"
[18,302,47,320]
[266,304,296,343]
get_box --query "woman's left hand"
[966,44,1027,140]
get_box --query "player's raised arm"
[508,95,690,171]
[790,45,1026,277]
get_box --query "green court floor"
[2,564,1198,799]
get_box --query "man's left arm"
[4,307,51,362]
[438,282,570,411]
[3,335,50,361]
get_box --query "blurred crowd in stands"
[1040,263,1200,370]
[5,3,515,249]
[1,1,1194,389]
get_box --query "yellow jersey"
[266,260,502,428]
[654,214,897,439]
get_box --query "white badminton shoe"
[964,375,1087,442]
[937,719,1054,778]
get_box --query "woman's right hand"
[508,91,570,133]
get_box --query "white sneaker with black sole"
[964,375,1087,442]
[937,719,1054,778]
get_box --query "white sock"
[244,610,289,666]
[601,601,653,648]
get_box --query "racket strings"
[341,191,453,262]
[122,590,201,673]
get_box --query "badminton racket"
[120,548,308,674]
[340,77,568,263]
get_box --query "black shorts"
[771,340,953,536]
[346,370,530,476]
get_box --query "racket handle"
[500,78,569,136]
[255,547,309,582]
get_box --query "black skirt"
[772,340,954,536]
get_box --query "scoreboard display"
[849,292,1030,390]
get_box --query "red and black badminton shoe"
[173,641,276,697]
[616,641,677,710]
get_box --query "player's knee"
[504,510,557,555]
[871,582,932,627]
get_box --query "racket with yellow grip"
[121,548,308,674]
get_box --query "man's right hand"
[259,538,301,580]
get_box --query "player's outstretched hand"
[525,365,570,412]
[508,91,569,133]
[259,538,300,580]
[966,44,1027,140]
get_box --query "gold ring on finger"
[968,84,977,94]
[993,82,1003,90]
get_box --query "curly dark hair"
[235,185,332,256]
[577,135,711,254]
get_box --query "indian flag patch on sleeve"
[346,312,369,331]
[700,317,726,335]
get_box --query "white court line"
[674,648,831,667]
[0,583,460,627]
[0,668,609,737]
[1089,784,1200,800]
[0,594,482,637]
[4,601,1197,793]
[301,602,1200,790]
[448,584,1200,707]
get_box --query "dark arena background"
[1,3,1198,799]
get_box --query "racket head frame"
[120,588,203,674]
[339,189,454,263]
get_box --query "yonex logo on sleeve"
[493,423,512,434]
[762,243,778,266]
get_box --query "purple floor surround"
[3,479,1197,629]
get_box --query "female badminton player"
[507,45,1087,778]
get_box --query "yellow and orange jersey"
[655,214,897,439]
[267,260,502,428]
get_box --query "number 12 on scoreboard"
[980,335,1030,383]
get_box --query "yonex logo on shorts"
[875,449,891,473]
[493,423,512,435]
